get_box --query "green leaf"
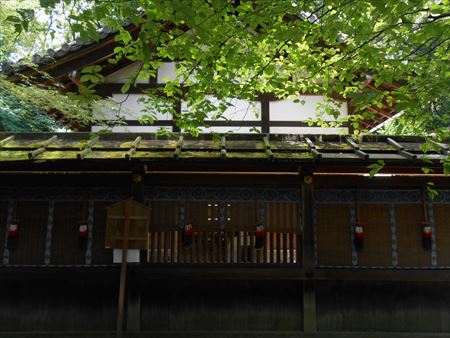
[121,82,131,94]
[367,160,385,177]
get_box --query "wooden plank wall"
[51,202,86,265]
[315,204,352,266]
[316,281,450,332]
[150,201,179,231]
[140,280,302,331]
[434,204,450,266]
[0,201,7,264]
[357,204,392,266]
[315,200,449,267]
[0,279,117,331]
[91,202,113,264]
[396,204,431,266]
[9,201,48,265]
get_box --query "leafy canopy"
[2,0,450,139]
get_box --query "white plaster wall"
[269,96,348,121]
[93,94,173,121]
[91,125,171,133]
[269,127,348,134]
[190,126,261,133]
[104,62,149,84]
[181,96,261,121]
[157,62,178,83]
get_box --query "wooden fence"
[147,230,300,264]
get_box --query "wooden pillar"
[116,201,131,338]
[302,175,316,332]
[44,200,55,265]
[261,97,270,134]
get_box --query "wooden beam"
[261,97,270,133]
[125,136,142,160]
[0,135,14,147]
[77,135,99,160]
[116,201,132,338]
[305,137,322,159]
[220,136,227,159]
[28,135,58,159]
[173,136,184,159]
[345,137,369,160]
[302,176,316,332]
[387,137,417,160]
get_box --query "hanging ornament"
[78,224,88,249]
[255,223,265,249]
[181,223,193,247]
[422,221,432,250]
[421,190,432,251]
[353,190,364,252]
[7,223,18,251]
[354,222,364,252]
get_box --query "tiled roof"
[0,132,447,164]
[1,24,128,76]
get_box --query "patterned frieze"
[144,186,301,202]
[0,187,130,202]
[314,189,450,204]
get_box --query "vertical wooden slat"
[212,231,216,263]
[198,231,203,263]
[224,231,229,263]
[184,233,190,264]
[237,232,242,263]
[242,231,248,262]
[163,231,168,263]
[174,231,178,263]
[217,231,221,263]
[230,231,236,263]
[150,232,154,263]
[293,234,298,264]
[286,233,291,264]
[283,233,288,264]
[147,232,152,263]
[216,231,220,263]
[251,232,256,263]
[274,233,279,263]
[207,231,211,263]
[158,232,163,263]
[170,231,175,263]
[178,230,184,263]
[257,240,263,263]
[154,232,158,263]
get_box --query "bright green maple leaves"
[2,0,449,141]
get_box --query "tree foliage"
[1,0,449,138]
[0,75,97,129]
[0,84,61,131]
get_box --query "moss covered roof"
[0,132,448,164]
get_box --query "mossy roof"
[0,132,448,164]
